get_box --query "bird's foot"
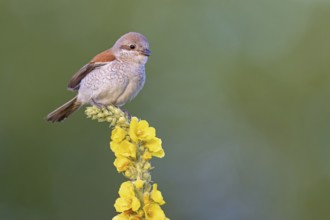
[91,99,107,109]
[119,107,131,121]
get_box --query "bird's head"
[113,32,150,65]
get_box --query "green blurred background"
[1,0,330,219]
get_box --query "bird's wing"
[67,50,116,91]
[67,62,106,90]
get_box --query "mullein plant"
[85,105,168,220]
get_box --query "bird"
[46,32,150,122]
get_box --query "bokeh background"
[1,0,330,219]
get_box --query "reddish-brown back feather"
[91,49,116,62]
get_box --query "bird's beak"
[141,48,151,56]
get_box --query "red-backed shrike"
[47,32,150,122]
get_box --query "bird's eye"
[129,44,136,49]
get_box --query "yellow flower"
[129,117,156,142]
[131,197,141,211]
[112,212,130,220]
[114,182,141,212]
[130,216,142,220]
[118,181,135,198]
[134,179,144,189]
[111,126,127,143]
[144,137,165,158]
[114,157,132,172]
[112,212,142,220]
[151,184,165,205]
[86,107,168,219]
[110,141,120,152]
[112,140,137,159]
[151,149,165,158]
[142,151,152,161]
[114,197,133,212]
[114,196,140,212]
[143,193,151,205]
[143,203,166,220]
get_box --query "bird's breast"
[78,61,146,106]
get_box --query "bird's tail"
[46,96,82,122]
